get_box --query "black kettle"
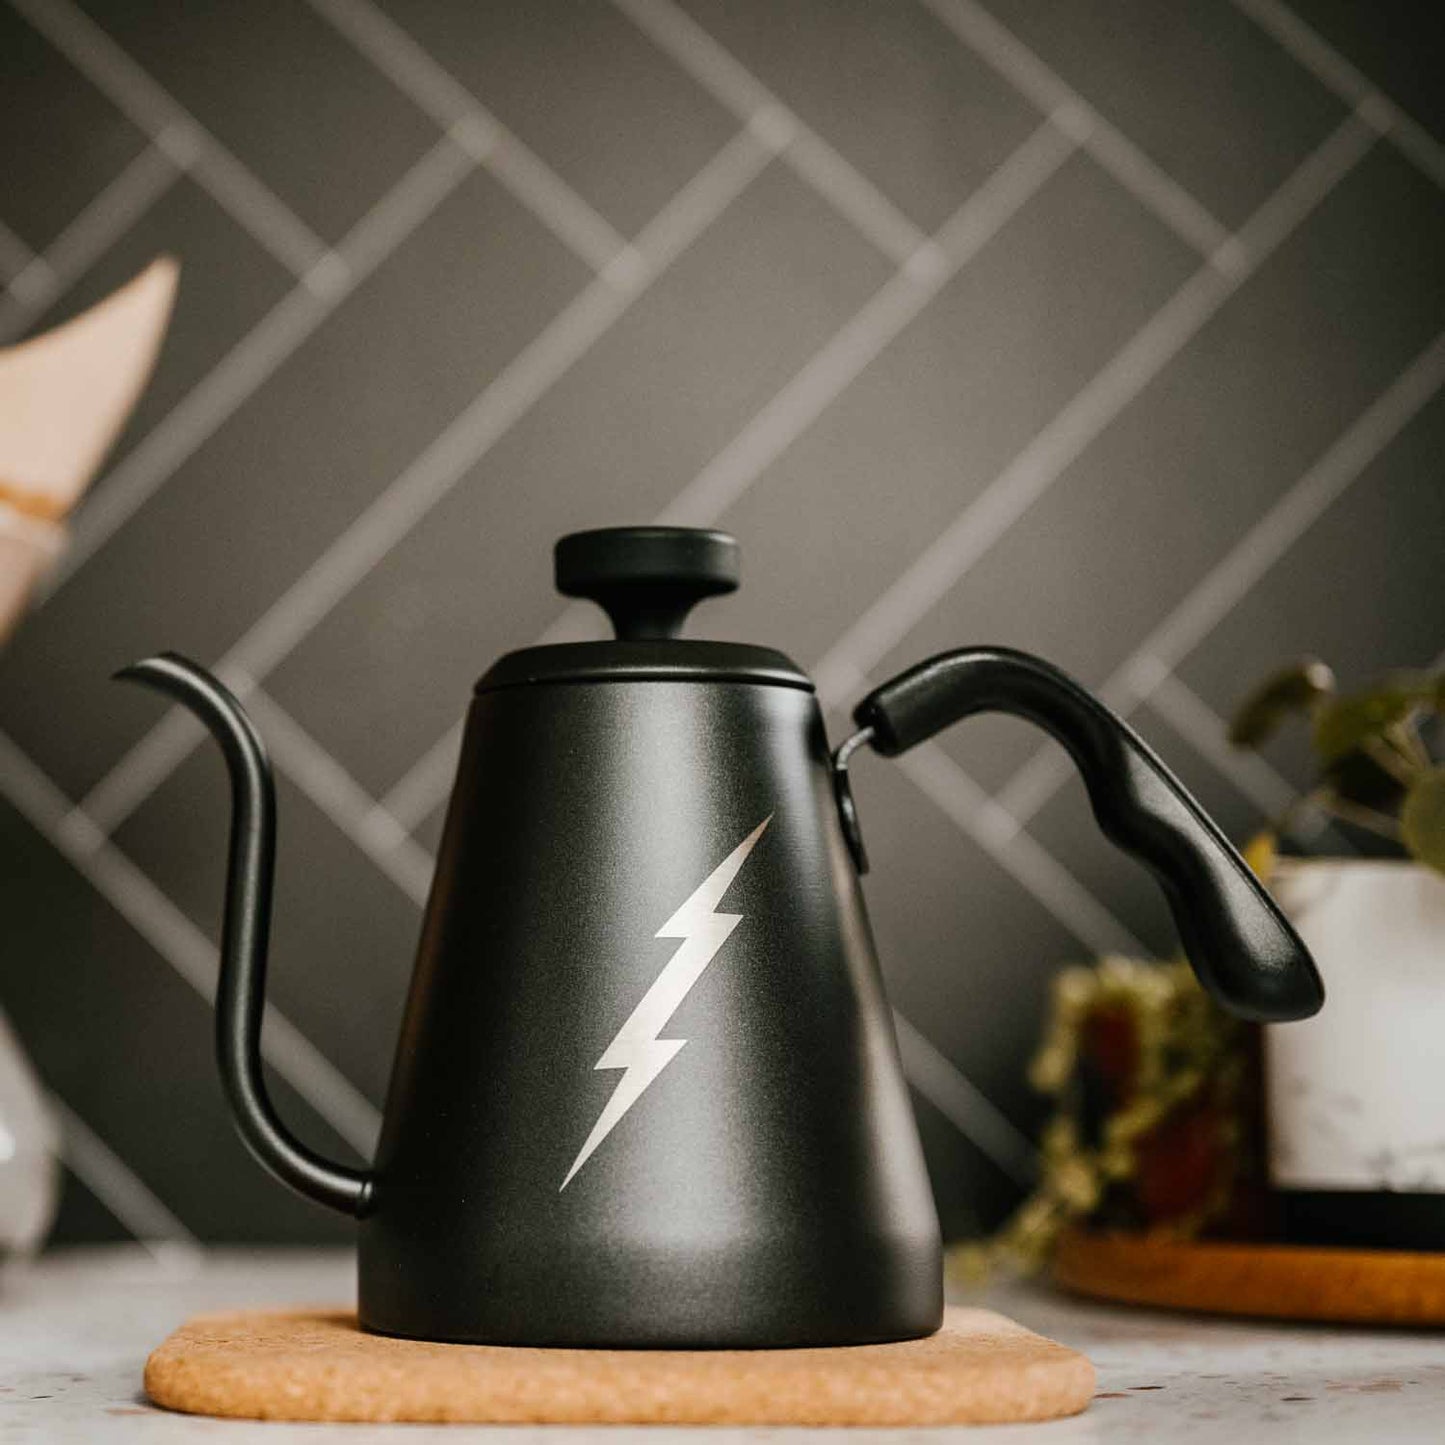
[121,525,1322,1348]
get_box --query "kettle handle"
[845,646,1323,1023]
[117,654,371,1216]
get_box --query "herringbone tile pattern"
[1,0,1441,1250]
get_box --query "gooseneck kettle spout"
[117,653,370,1216]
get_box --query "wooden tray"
[1054,1227,1445,1325]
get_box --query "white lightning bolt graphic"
[560,814,772,1191]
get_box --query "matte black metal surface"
[360,675,941,1345]
[477,639,811,692]
[116,655,369,1217]
[556,526,740,640]
[854,646,1325,1023]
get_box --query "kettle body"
[120,525,1323,1348]
[361,666,940,1344]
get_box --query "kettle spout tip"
[113,651,201,692]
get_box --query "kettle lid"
[476,527,812,693]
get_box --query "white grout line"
[76,127,775,836]
[380,119,1076,831]
[48,1094,206,1270]
[0,215,40,283]
[995,327,1445,824]
[10,0,336,280]
[1145,671,1309,822]
[610,0,930,265]
[812,111,1375,709]
[1232,0,1445,190]
[40,135,477,600]
[890,1011,1038,1185]
[220,153,769,684]
[242,689,434,907]
[919,0,1238,267]
[378,719,463,833]
[891,739,1150,959]
[0,140,183,344]
[302,0,639,278]
[196,146,343,291]
[661,116,1077,525]
[65,704,208,843]
[0,728,384,1158]
[377,580,608,832]
[481,135,645,284]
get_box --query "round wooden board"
[1055,1228,1445,1325]
[145,1305,1095,1426]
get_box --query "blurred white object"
[1267,859,1445,1191]
[0,1010,58,1258]
[0,258,178,1254]
[0,256,178,641]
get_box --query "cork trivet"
[145,1306,1094,1426]
[1056,1227,1445,1324]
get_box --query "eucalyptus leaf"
[1312,686,1422,764]
[1401,765,1445,874]
[1227,659,1335,748]
[1383,669,1445,708]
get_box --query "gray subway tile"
[912,1091,1026,1241]
[708,150,1196,672]
[0,795,355,1242]
[1286,0,1443,145]
[0,8,148,253]
[269,161,888,794]
[115,749,424,1107]
[677,0,1041,231]
[76,0,439,241]
[48,1169,136,1247]
[984,0,1347,226]
[847,753,1087,1136]
[1178,385,1445,784]
[0,167,587,799]
[377,0,737,236]
[888,142,1445,793]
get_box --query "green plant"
[1227,659,1445,873]
[949,958,1245,1281]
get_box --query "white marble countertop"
[3,1247,1443,1443]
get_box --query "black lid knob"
[555,527,739,640]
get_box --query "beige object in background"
[144,1306,1095,1426]
[0,256,178,641]
[0,506,63,650]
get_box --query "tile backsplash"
[2,0,1441,1250]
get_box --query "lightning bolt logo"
[560,814,772,1191]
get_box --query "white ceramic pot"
[1267,859,1445,1195]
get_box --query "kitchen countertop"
[3,1248,1443,1442]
